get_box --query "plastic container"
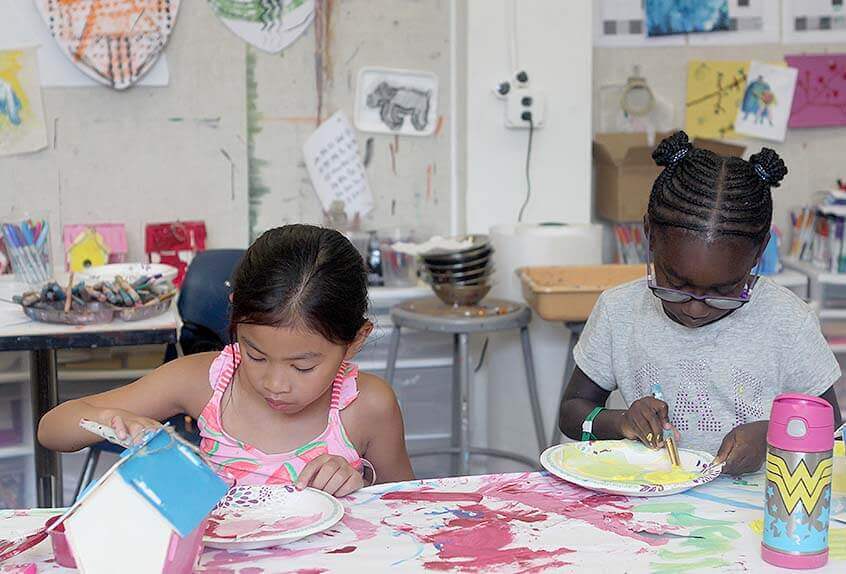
[1,216,52,287]
[378,228,419,287]
[762,393,834,570]
[519,265,646,321]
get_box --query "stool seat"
[391,298,530,333]
[385,297,546,476]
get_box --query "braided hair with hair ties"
[647,131,786,244]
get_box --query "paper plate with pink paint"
[203,485,344,550]
[541,440,722,497]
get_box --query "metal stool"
[385,297,546,475]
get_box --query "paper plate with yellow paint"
[541,440,722,497]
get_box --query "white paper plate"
[204,485,344,551]
[541,440,722,497]
[75,263,178,285]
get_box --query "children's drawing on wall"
[354,68,438,136]
[645,0,730,37]
[34,0,181,90]
[734,61,797,142]
[207,0,314,53]
[685,60,749,140]
[785,54,846,128]
[0,49,46,157]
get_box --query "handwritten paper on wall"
[303,111,374,219]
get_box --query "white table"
[0,277,178,508]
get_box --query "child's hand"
[619,397,677,449]
[714,421,768,476]
[295,454,364,497]
[99,409,162,445]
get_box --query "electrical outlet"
[505,87,545,129]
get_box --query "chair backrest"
[178,249,244,346]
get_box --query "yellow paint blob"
[557,443,699,486]
[748,519,764,536]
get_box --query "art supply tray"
[519,265,645,321]
[21,299,173,325]
[23,302,115,325]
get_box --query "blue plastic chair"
[73,249,245,501]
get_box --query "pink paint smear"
[380,473,674,572]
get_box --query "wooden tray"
[519,265,645,322]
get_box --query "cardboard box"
[594,132,746,223]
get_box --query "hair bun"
[652,131,692,167]
[749,148,787,188]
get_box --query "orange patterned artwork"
[34,0,180,90]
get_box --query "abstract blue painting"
[645,0,730,37]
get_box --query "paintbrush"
[651,384,681,468]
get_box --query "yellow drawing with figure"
[685,60,750,140]
[0,48,47,157]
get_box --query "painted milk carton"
[50,428,228,574]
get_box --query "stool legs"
[456,333,471,476]
[450,334,461,476]
[385,326,402,388]
[519,327,546,456]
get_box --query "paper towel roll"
[485,223,603,470]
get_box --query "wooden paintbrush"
[651,384,681,467]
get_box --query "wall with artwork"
[594,0,846,237]
[0,0,453,262]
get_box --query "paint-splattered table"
[2,471,845,573]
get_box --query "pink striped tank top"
[197,344,363,486]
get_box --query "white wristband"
[361,458,377,486]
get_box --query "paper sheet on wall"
[0,48,47,157]
[0,0,169,88]
[685,60,749,140]
[303,111,373,219]
[786,53,846,128]
[782,0,846,44]
[688,0,781,46]
[734,61,798,142]
[593,0,685,47]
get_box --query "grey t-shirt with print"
[573,277,840,455]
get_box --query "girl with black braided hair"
[559,131,842,475]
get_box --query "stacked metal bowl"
[420,235,494,306]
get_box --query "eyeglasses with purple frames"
[646,248,758,311]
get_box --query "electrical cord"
[517,117,534,223]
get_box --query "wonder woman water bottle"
[762,393,834,569]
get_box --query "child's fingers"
[295,456,327,490]
[334,473,363,498]
[310,461,343,491]
[323,468,353,496]
[656,401,670,426]
[714,432,736,466]
[111,416,129,440]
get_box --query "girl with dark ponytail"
[559,131,841,475]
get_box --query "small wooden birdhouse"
[63,224,128,271]
[50,428,228,574]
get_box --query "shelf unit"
[784,257,846,354]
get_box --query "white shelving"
[783,258,846,354]
[0,445,32,460]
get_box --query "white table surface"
[0,276,179,341]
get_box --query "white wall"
[0,2,249,264]
[594,42,846,237]
[464,0,593,232]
